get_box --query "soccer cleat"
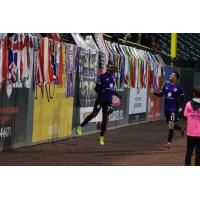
[181,127,186,137]
[161,141,171,148]
[99,136,105,146]
[76,125,83,136]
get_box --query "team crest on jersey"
[167,92,172,97]
[109,83,113,88]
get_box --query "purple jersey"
[95,72,116,103]
[154,82,185,112]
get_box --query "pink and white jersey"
[184,100,200,137]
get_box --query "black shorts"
[93,99,113,114]
[165,111,178,123]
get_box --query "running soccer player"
[151,71,185,148]
[76,64,121,145]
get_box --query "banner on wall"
[80,107,102,124]
[128,88,147,123]
[79,90,129,133]
[0,87,29,149]
[0,89,16,148]
[147,88,162,121]
[79,51,99,108]
[32,73,74,142]
[109,109,124,122]
[78,50,99,127]
[109,90,128,123]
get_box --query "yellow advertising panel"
[32,75,74,142]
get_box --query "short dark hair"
[172,71,180,80]
[193,86,200,98]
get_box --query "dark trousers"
[185,136,200,166]
[81,99,112,136]
[165,111,182,143]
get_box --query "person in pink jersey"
[184,86,200,166]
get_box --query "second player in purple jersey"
[154,82,185,112]
[152,71,185,148]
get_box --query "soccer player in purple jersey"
[76,63,121,145]
[151,71,185,148]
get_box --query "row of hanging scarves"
[105,41,137,90]
[0,33,34,98]
[104,40,121,90]
[122,45,163,90]
[0,33,77,98]
[104,40,164,90]
[93,33,109,74]
[34,36,63,86]
[34,35,77,97]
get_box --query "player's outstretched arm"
[152,84,166,97]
